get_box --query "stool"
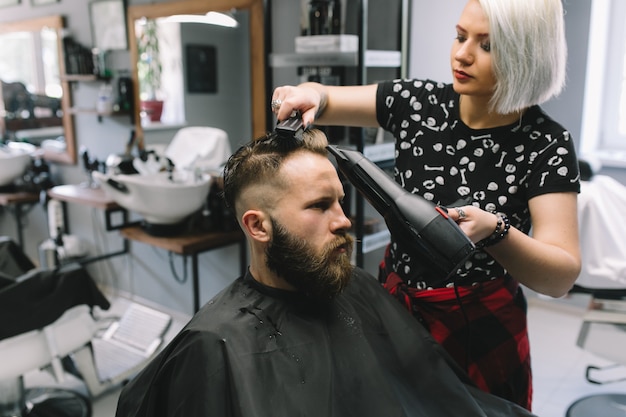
[0,378,90,417]
[566,393,626,416]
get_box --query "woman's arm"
[450,192,581,297]
[273,82,379,128]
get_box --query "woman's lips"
[454,70,472,81]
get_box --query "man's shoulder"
[185,277,250,331]
[344,267,388,299]
[350,267,379,284]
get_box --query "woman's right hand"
[272,83,326,128]
[273,82,379,129]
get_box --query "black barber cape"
[116,268,536,417]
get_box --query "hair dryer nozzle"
[327,145,475,282]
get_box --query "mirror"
[0,15,76,164]
[127,0,267,149]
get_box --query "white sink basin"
[93,170,211,225]
[0,144,32,186]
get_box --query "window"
[135,18,185,126]
[601,1,626,144]
[581,0,626,166]
[0,28,61,98]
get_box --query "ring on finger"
[454,207,467,219]
[271,99,282,111]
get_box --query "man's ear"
[241,209,271,243]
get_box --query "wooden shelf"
[120,225,244,256]
[0,190,41,248]
[0,191,40,206]
[269,50,401,68]
[68,107,130,117]
[62,74,111,82]
[120,225,247,313]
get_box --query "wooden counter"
[121,225,246,312]
[0,191,40,206]
[48,184,119,210]
[48,184,246,312]
[120,225,243,256]
[0,190,40,248]
[48,184,127,231]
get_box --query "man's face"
[265,152,354,300]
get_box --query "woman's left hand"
[446,205,498,244]
[446,192,581,298]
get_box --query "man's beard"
[265,218,354,301]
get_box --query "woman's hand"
[447,205,498,244]
[447,193,581,298]
[272,83,379,128]
[272,84,326,127]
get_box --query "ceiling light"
[162,12,238,28]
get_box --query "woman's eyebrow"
[456,24,489,38]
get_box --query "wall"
[181,12,251,149]
[409,0,626,186]
[0,0,247,316]
[0,0,623,315]
[409,0,592,153]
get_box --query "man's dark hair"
[222,129,328,214]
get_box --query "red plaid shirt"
[380,260,532,411]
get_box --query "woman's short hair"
[480,0,567,114]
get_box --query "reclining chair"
[0,234,110,417]
[0,237,171,416]
[566,168,626,416]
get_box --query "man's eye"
[311,202,329,210]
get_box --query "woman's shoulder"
[376,79,458,123]
[378,78,455,98]
[524,105,570,138]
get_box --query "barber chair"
[0,238,171,416]
[0,235,108,417]
[0,236,35,284]
[566,172,626,416]
[0,305,96,416]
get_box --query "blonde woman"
[272,0,580,410]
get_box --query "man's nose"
[332,206,352,232]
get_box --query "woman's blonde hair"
[480,0,567,114]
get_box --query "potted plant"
[137,19,163,122]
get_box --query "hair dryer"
[327,145,475,281]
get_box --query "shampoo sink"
[0,143,33,187]
[93,170,211,236]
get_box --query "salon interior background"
[0,0,621,315]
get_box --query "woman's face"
[450,0,497,99]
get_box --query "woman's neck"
[459,94,525,129]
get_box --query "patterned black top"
[376,79,580,289]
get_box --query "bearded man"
[115,129,534,417]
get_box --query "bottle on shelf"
[307,0,342,36]
[96,83,114,115]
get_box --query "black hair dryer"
[327,145,475,281]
